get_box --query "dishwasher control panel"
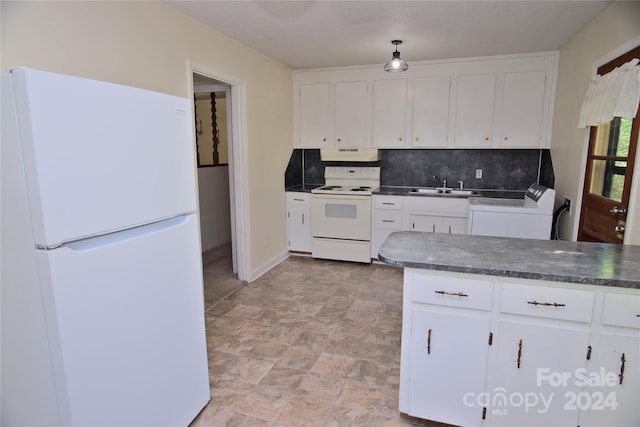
[525,184,555,209]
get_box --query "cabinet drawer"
[411,273,494,311]
[374,196,403,210]
[500,283,594,323]
[374,210,402,230]
[287,192,311,206]
[602,292,640,329]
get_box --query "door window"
[588,117,632,203]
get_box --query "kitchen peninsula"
[379,231,639,427]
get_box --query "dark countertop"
[286,185,527,199]
[374,186,526,199]
[379,231,640,289]
[285,184,322,193]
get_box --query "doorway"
[193,80,232,253]
[189,61,250,282]
[578,46,640,243]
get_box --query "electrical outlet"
[476,169,483,179]
[563,196,572,215]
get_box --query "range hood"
[320,148,380,162]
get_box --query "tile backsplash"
[285,149,554,191]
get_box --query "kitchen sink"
[409,188,442,195]
[448,189,477,196]
[409,188,478,197]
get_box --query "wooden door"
[578,46,640,243]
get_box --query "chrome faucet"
[458,180,464,190]
[433,175,449,189]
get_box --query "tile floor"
[201,242,247,309]
[191,251,451,427]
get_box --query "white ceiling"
[166,0,612,70]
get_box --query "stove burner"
[351,187,369,192]
[322,185,343,190]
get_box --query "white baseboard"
[248,249,289,282]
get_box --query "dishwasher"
[468,184,556,239]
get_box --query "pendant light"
[384,40,408,72]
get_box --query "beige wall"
[1,1,293,274]
[551,1,640,243]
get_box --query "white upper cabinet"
[412,75,450,148]
[453,73,496,148]
[372,79,408,147]
[298,83,332,148]
[335,80,369,148]
[293,52,558,149]
[499,71,547,148]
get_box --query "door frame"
[188,60,250,281]
[574,34,640,243]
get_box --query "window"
[588,117,632,202]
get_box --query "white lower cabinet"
[487,321,590,427]
[399,268,640,427]
[584,333,639,427]
[410,214,467,234]
[408,309,491,426]
[583,292,640,427]
[286,192,311,252]
[372,195,469,259]
[400,270,494,426]
[406,197,469,237]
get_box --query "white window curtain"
[578,58,640,128]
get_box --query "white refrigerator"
[1,68,210,426]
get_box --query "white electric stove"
[311,167,380,263]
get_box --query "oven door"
[311,194,372,240]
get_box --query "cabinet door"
[410,214,440,233]
[584,333,640,427]
[499,71,546,148]
[453,74,496,147]
[299,83,331,148]
[371,209,402,259]
[372,79,407,147]
[487,321,589,427]
[286,194,311,252]
[335,81,368,147]
[413,75,450,147]
[442,217,468,235]
[408,309,490,426]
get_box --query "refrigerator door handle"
[59,215,190,252]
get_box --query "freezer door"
[36,214,209,425]
[10,68,198,247]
